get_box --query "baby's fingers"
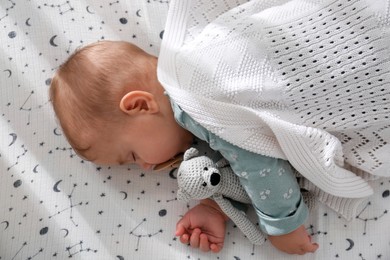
[189,228,201,248]
[199,233,210,252]
[176,224,190,244]
[210,243,223,253]
[175,224,186,237]
[305,242,319,253]
[297,242,319,255]
[179,233,190,244]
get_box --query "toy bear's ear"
[183,147,199,161]
[177,189,191,202]
[216,158,229,168]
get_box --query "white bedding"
[0,0,389,259]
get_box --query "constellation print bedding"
[1,0,389,259]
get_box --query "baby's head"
[50,41,193,168]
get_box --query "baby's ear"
[119,91,159,115]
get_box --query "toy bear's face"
[176,148,221,202]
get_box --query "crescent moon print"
[53,127,62,136]
[168,168,177,179]
[33,164,39,173]
[136,9,141,17]
[86,6,95,14]
[1,221,9,230]
[25,18,31,26]
[346,238,354,251]
[9,133,17,146]
[4,69,12,78]
[53,180,62,192]
[49,35,58,47]
[60,228,69,238]
[120,191,128,200]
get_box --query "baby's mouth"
[153,154,183,171]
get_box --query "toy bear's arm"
[213,195,266,245]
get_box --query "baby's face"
[79,114,193,170]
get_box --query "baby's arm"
[174,108,316,253]
[268,225,319,254]
[176,199,229,252]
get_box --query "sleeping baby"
[49,0,390,255]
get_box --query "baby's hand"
[268,225,319,255]
[176,199,228,253]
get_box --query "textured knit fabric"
[158,0,390,198]
[172,102,308,235]
[177,147,266,244]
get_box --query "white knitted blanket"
[158,0,390,199]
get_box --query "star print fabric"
[1,0,390,259]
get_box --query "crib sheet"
[1,0,389,259]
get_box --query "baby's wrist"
[200,199,230,222]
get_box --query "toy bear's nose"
[210,172,220,186]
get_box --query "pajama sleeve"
[227,149,308,235]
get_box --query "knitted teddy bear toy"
[176,147,266,245]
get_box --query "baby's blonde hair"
[50,41,155,156]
